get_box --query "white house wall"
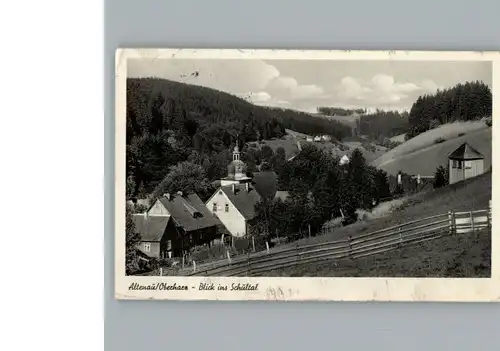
[205,189,247,237]
[449,159,484,185]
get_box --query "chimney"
[232,183,236,194]
[164,193,170,201]
[245,182,249,192]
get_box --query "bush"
[434,137,446,144]
[485,117,492,127]
[433,165,449,189]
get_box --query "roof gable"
[132,214,170,242]
[448,142,484,160]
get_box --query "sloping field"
[371,125,491,176]
[371,121,490,173]
[263,228,491,277]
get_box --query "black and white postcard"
[115,49,499,301]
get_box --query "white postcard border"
[115,48,500,302]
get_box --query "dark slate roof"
[221,184,262,220]
[132,214,170,242]
[158,193,220,232]
[252,171,278,199]
[448,142,484,160]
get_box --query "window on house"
[464,161,472,169]
[144,243,151,252]
[213,203,217,212]
[219,191,223,195]
[452,160,462,169]
[225,204,229,212]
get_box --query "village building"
[448,142,485,185]
[205,145,286,238]
[132,192,220,259]
[339,154,350,166]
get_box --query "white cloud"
[421,79,442,93]
[336,74,424,108]
[266,76,325,99]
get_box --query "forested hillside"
[126,78,352,198]
[357,110,409,142]
[406,81,492,139]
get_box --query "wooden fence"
[167,202,491,277]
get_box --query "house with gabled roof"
[133,192,220,259]
[205,145,286,238]
[448,142,485,185]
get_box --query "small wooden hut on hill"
[448,142,484,185]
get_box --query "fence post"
[226,250,231,265]
[488,200,492,230]
[347,236,352,258]
[192,261,196,273]
[159,267,163,276]
[448,211,456,235]
[398,227,403,246]
[182,255,185,269]
[308,224,311,238]
[246,250,251,276]
[470,211,474,232]
[265,241,270,254]
[296,244,300,262]
[252,236,256,252]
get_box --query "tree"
[126,205,142,275]
[433,165,449,189]
[152,161,214,201]
[260,145,274,162]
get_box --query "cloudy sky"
[128,59,492,113]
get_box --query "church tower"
[220,144,252,186]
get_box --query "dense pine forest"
[406,81,492,139]
[357,110,409,142]
[126,78,352,198]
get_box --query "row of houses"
[305,135,332,142]
[131,144,289,260]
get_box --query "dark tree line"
[264,107,353,141]
[126,78,353,198]
[252,145,391,241]
[406,81,492,139]
[317,107,367,116]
